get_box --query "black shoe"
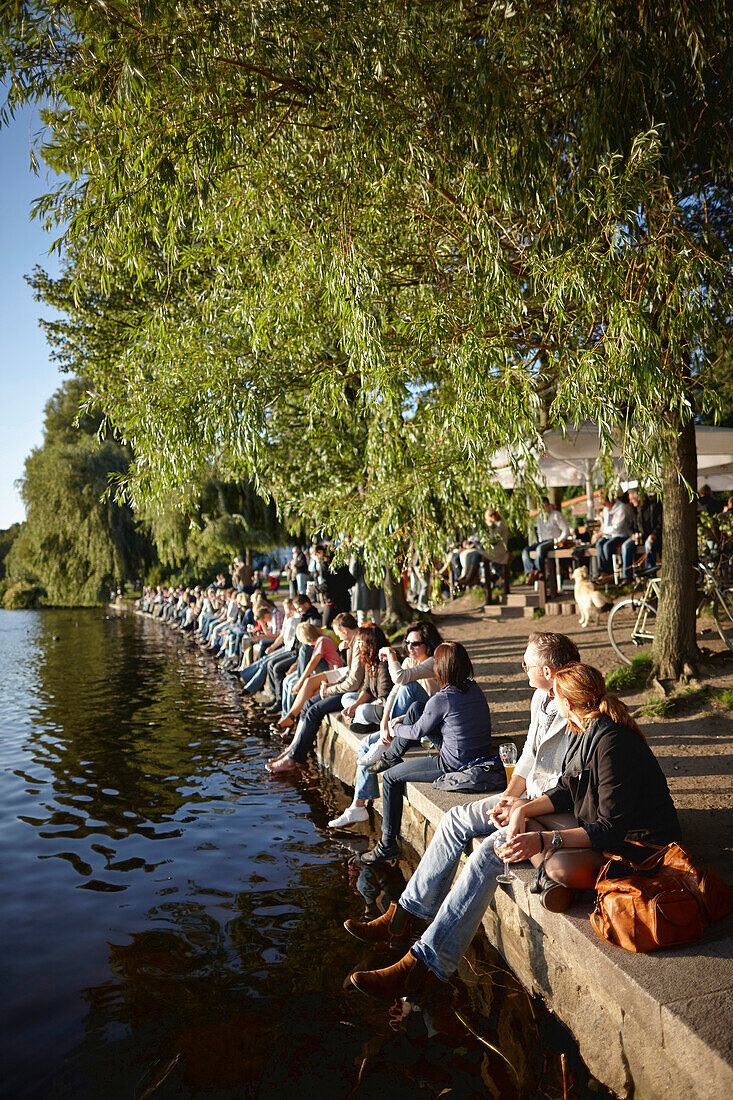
[367,756,403,775]
[350,721,381,735]
[529,863,574,912]
[357,843,401,866]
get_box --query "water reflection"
[0,609,610,1099]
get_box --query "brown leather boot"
[348,949,444,1002]
[344,902,427,949]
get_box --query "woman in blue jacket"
[358,641,493,865]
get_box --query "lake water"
[0,608,610,1099]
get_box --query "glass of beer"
[499,742,518,783]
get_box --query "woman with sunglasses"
[327,622,441,828]
[359,621,443,772]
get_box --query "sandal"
[276,715,294,732]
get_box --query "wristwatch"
[551,831,564,852]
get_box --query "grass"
[707,687,733,710]
[636,696,675,718]
[466,585,487,604]
[636,684,708,718]
[605,653,652,692]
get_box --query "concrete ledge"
[315,715,733,1100]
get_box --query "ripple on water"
[0,608,611,1100]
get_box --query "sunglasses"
[406,639,424,649]
[522,660,541,672]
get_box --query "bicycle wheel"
[712,587,733,653]
[608,598,656,665]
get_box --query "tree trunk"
[383,567,413,625]
[651,414,699,681]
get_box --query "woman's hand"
[378,646,392,661]
[342,704,357,719]
[496,831,542,864]
[319,681,329,699]
[388,714,404,736]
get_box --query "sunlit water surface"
[0,609,610,1099]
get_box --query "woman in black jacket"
[498,662,680,911]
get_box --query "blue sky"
[0,102,63,529]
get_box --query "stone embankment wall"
[316,717,733,1100]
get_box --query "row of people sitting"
[343,632,680,1004]
[139,592,681,1009]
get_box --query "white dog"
[572,565,612,627]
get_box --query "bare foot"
[266,755,299,775]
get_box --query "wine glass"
[496,744,518,884]
[495,831,514,885]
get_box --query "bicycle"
[607,559,733,665]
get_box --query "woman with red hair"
[498,662,680,910]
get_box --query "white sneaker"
[360,739,387,767]
[328,805,369,828]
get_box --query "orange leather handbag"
[591,842,733,953]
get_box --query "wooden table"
[538,546,596,607]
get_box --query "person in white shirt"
[595,492,635,578]
[521,497,570,581]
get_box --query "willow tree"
[6,378,155,604]
[3,2,733,675]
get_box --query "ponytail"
[596,694,646,742]
[554,663,647,742]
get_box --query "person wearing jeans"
[266,614,362,775]
[344,631,580,1002]
[522,497,570,581]
[356,642,493,865]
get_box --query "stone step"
[506,591,540,608]
[316,714,733,1100]
[483,604,537,619]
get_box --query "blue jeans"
[288,693,344,762]
[351,684,427,801]
[380,755,451,848]
[522,540,554,574]
[281,647,327,714]
[240,646,288,693]
[401,797,505,981]
[266,650,297,701]
[382,684,433,761]
[621,534,657,578]
[596,535,625,575]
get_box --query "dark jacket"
[400,680,493,771]
[546,714,680,857]
[318,561,355,609]
[362,660,392,702]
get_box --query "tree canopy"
[3,2,733,666]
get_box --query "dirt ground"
[431,593,733,881]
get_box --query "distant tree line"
[1,378,289,607]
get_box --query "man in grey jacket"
[343,631,580,1002]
